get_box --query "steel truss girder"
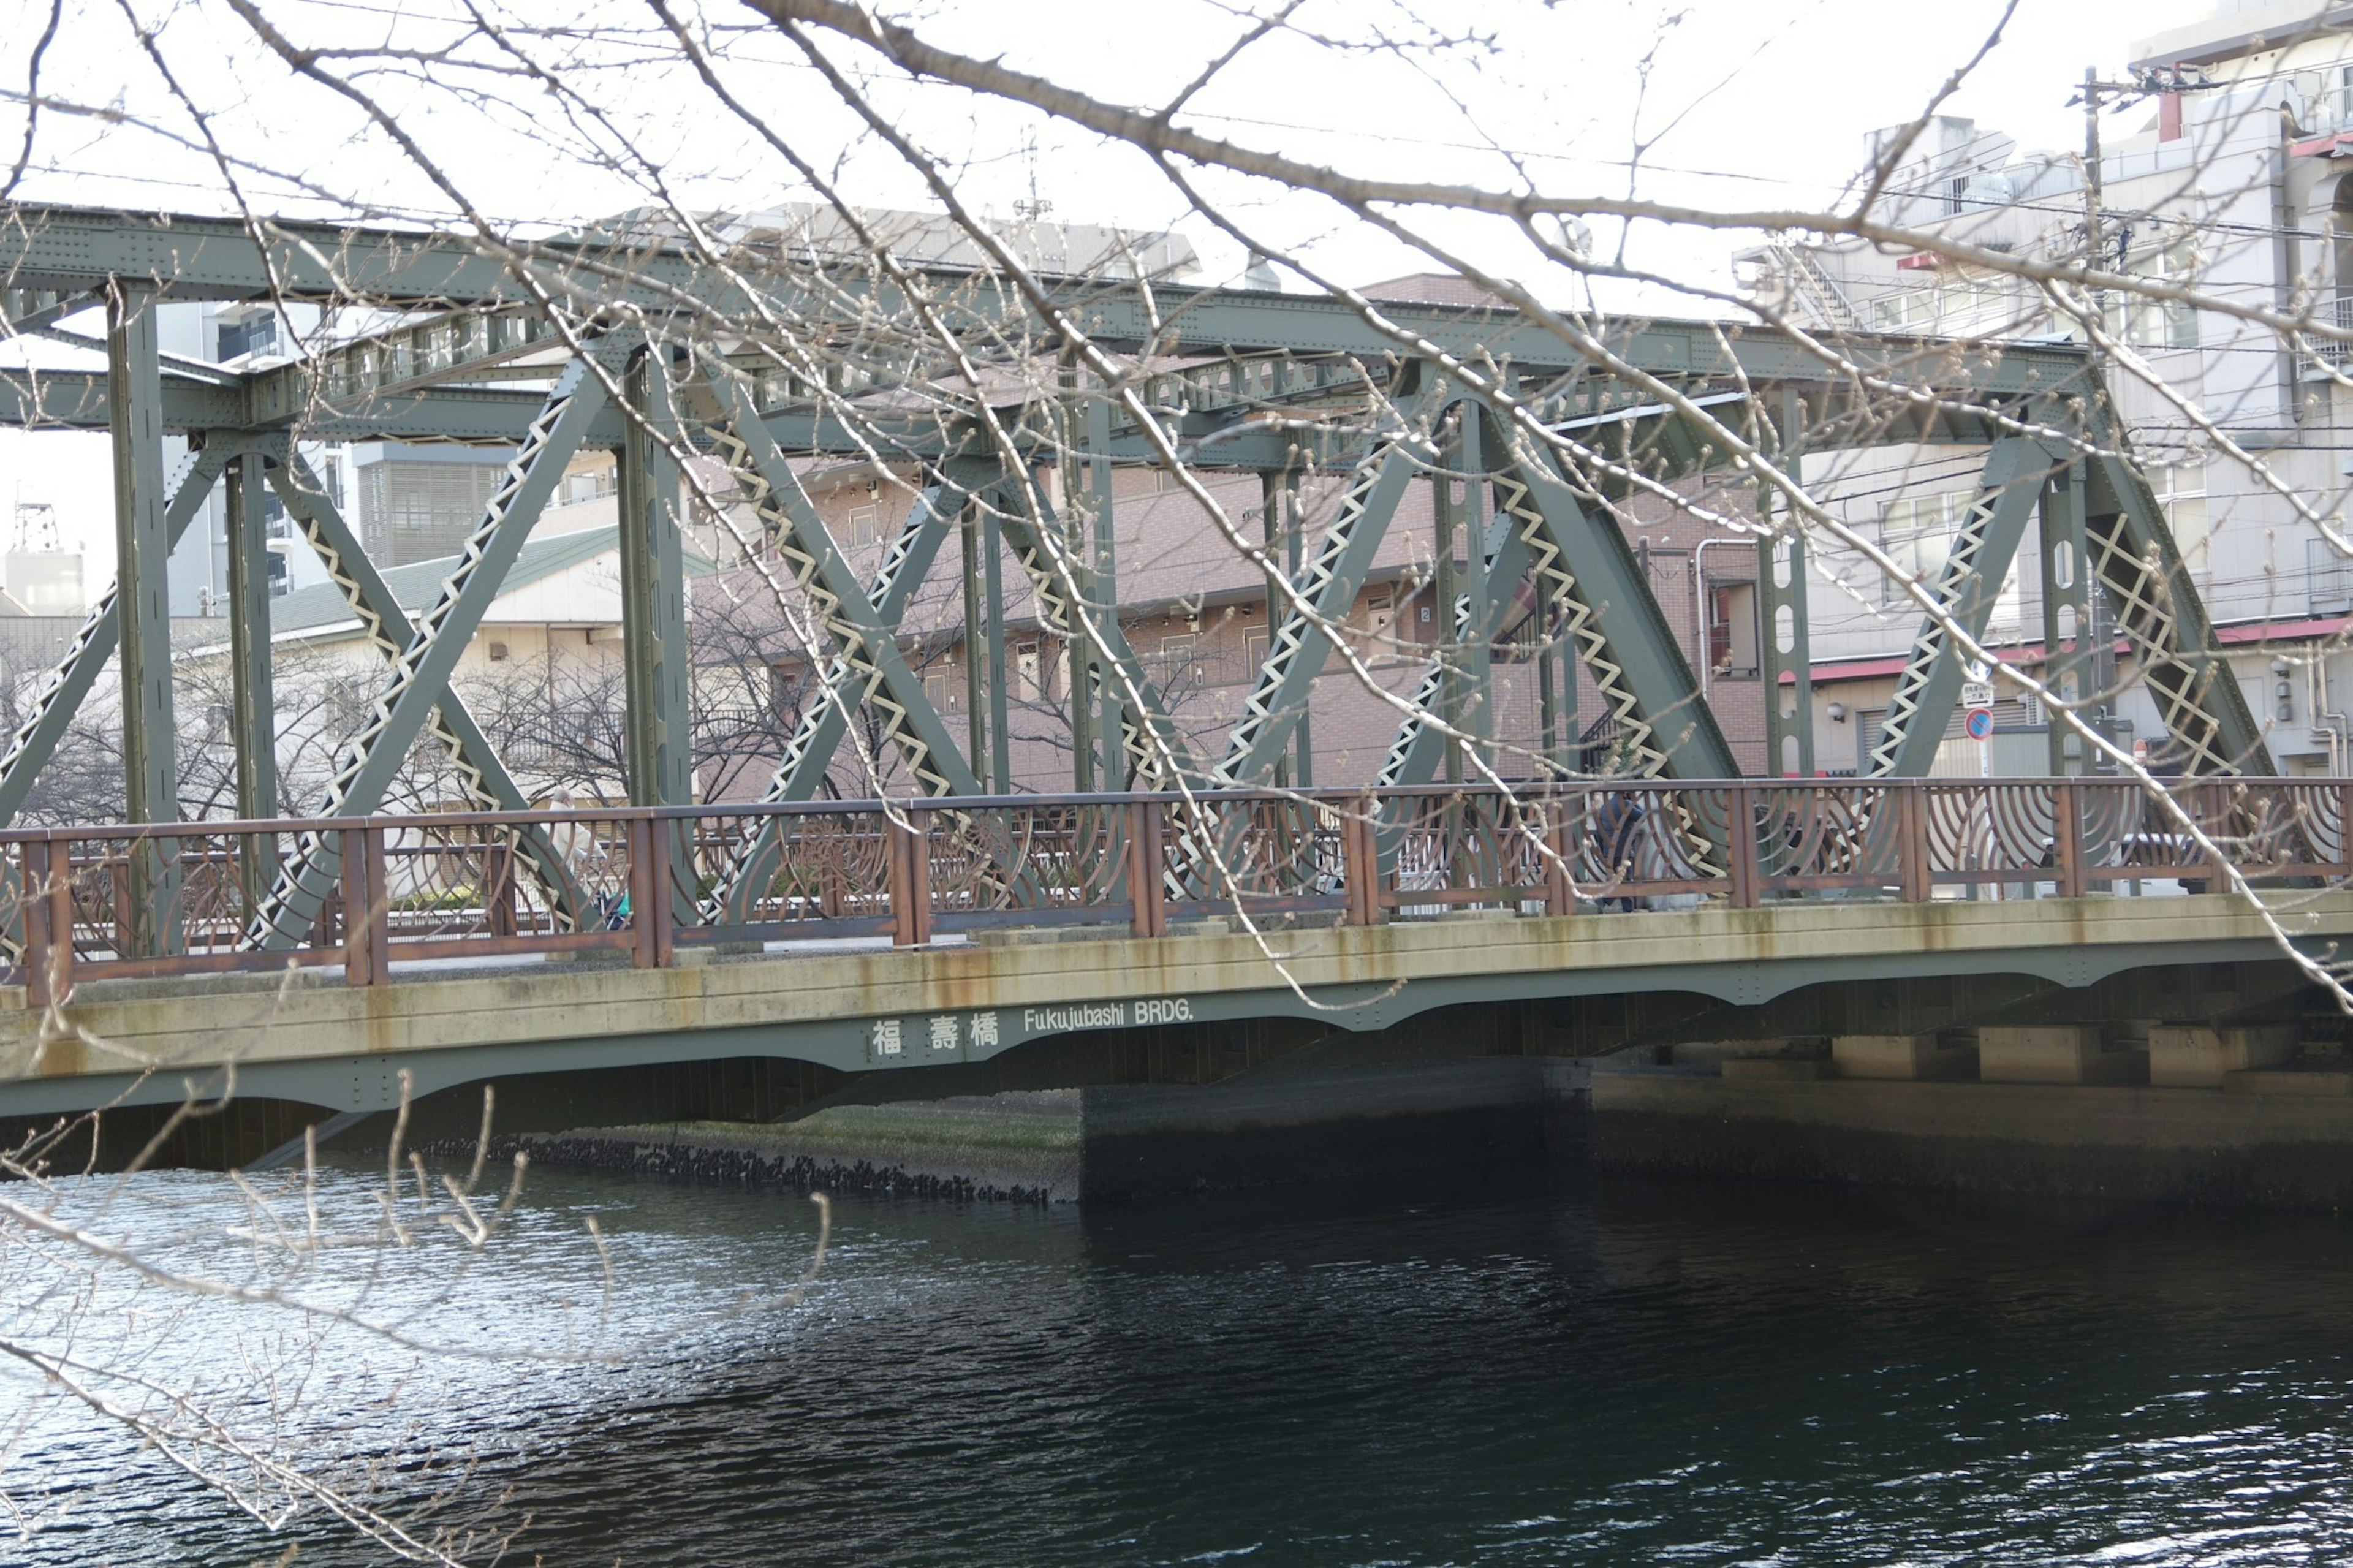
[1221,436,1425,786]
[1509,444,1742,779]
[700,483,964,923]
[261,445,592,930]
[702,382,983,799]
[0,445,226,828]
[996,471,1202,791]
[244,346,622,950]
[618,352,692,809]
[2085,452,2273,775]
[1374,432,1536,790]
[1866,438,2055,777]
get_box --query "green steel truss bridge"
[0,203,2310,1121]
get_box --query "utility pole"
[2069,63,2220,281]
[2063,62,2216,772]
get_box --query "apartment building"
[1740,0,2353,775]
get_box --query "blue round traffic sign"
[1963,708,1995,741]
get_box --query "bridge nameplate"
[863,998,1199,1064]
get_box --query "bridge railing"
[2,777,2343,999]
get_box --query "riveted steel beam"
[702,380,983,799]
[0,445,225,828]
[618,350,692,809]
[1866,437,2058,778]
[244,346,623,950]
[0,203,2102,387]
[1509,443,1741,780]
[108,284,179,956]
[260,446,591,931]
[1221,433,1425,787]
[224,453,277,822]
[2085,451,2274,775]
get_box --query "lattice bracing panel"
[1866,439,2053,778]
[244,349,616,950]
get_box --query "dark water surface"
[40,1162,2353,1566]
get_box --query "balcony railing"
[2,777,2343,1000]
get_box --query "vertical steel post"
[1433,419,1461,786]
[985,500,1011,793]
[225,453,278,823]
[1460,407,1491,765]
[1088,391,1122,788]
[107,284,180,956]
[2040,461,2095,777]
[1061,360,1094,793]
[1127,799,1165,938]
[225,452,279,923]
[1260,469,1290,788]
[1759,391,1815,778]
[20,840,51,1008]
[961,499,987,784]
[1282,466,1311,787]
[618,350,692,811]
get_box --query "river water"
[20,1157,2353,1566]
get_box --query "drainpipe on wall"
[2277,108,2308,426]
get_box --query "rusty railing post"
[1727,785,1760,909]
[1544,802,1574,918]
[1896,782,1930,904]
[2202,781,2231,897]
[341,825,376,988]
[1127,798,1166,939]
[629,815,661,969]
[2054,781,2086,899]
[487,839,516,938]
[647,812,677,967]
[890,808,933,947]
[1345,792,1383,926]
[21,839,51,1008]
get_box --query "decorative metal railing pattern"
[4,778,2343,1004]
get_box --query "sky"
[0,0,2227,580]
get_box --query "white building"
[1741,0,2353,775]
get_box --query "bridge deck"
[6,887,2345,1116]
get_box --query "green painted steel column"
[1088,393,1121,788]
[961,499,987,783]
[1459,407,1491,767]
[1759,393,1815,779]
[1433,416,1461,786]
[2039,461,2097,776]
[225,453,278,820]
[1260,468,1290,788]
[106,282,180,955]
[1281,465,1311,786]
[1060,362,1094,792]
[618,350,692,808]
[985,491,1011,792]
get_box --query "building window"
[847,505,880,547]
[1705,581,1759,678]
[1158,633,1199,685]
[2105,244,2200,350]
